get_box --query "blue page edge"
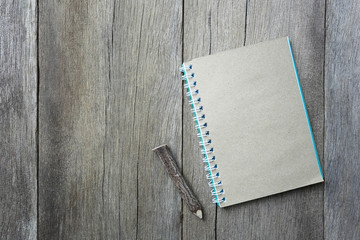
[287,37,324,179]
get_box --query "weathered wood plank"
[38,1,112,238]
[101,1,183,237]
[183,0,246,239]
[216,1,325,239]
[0,0,37,239]
[128,1,184,239]
[39,0,183,239]
[103,1,145,238]
[325,1,360,239]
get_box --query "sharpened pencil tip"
[195,210,203,219]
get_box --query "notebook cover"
[184,37,324,207]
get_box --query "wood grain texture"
[4,0,360,239]
[102,1,141,238]
[127,1,183,239]
[38,1,112,238]
[103,1,183,237]
[215,1,325,239]
[153,145,202,217]
[0,0,37,239]
[325,1,360,239]
[183,0,246,239]
[39,0,183,239]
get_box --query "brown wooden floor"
[1,0,359,239]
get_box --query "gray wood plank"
[0,0,37,239]
[215,1,325,239]
[38,1,112,238]
[102,1,141,238]
[325,1,360,239]
[39,0,183,239]
[111,1,183,239]
[102,1,144,238]
[182,0,246,239]
[130,1,183,239]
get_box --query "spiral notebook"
[180,37,324,207]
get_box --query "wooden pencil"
[152,144,203,219]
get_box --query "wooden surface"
[1,0,359,239]
[0,0,37,239]
[325,1,360,239]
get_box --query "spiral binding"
[180,63,226,206]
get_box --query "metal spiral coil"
[212,197,226,204]
[180,63,226,206]
[207,172,220,179]
[208,180,222,187]
[203,156,216,162]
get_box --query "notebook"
[180,37,324,207]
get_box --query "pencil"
[152,144,203,219]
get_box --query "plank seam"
[243,0,249,46]
[323,0,327,239]
[134,5,145,239]
[181,0,185,239]
[36,0,40,239]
